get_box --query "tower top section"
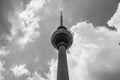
[57,11,67,30]
[60,11,63,26]
[51,11,73,50]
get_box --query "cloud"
[26,72,46,80]
[0,0,13,35]
[66,2,120,80]
[7,0,49,48]
[25,59,57,80]
[108,3,120,31]
[10,64,30,77]
[67,22,104,80]
[0,47,10,57]
[47,59,57,80]
[0,61,6,80]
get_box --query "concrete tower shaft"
[51,12,73,80]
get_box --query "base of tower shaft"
[57,45,69,80]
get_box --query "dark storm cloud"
[91,70,120,80]
[0,0,13,34]
[0,0,13,46]
[63,0,120,27]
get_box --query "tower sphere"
[51,11,73,50]
[51,26,73,50]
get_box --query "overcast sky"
[0,0,120,80]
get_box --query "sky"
[0,0,120,80]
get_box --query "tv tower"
[51,11,73,80]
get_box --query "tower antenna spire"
[60,11,63,26]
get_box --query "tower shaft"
[51,12,73,80]
[57,45,69,80]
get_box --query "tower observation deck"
[51,11,73,80]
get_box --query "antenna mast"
[60,11,63,26]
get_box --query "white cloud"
[67,22,102,80]
[108,3,120,31]
[7,0,49,48]
[0,47,10,57]
[66,2,120,79]
[0,61,6,80]
[26,72,46,80]
[47,59,57,80]
[26,59,57,80]
[10,64,30,77]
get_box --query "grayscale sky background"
[0,0,120,80]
